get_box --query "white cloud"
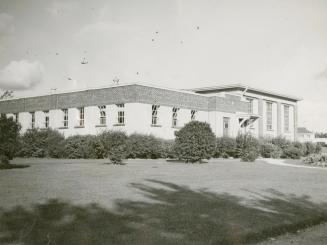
[0,60,44,90]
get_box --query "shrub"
[174,121,216,163]
[99,131,128,164]
[315,144,322,154]
[18,128,65,158]
[160,140,176,159]
[63,135,107,159]
[109,145,126,164]
[303,142,316,156]
[0,115,21,160]
[0,155,9,165]
[260,142,282,158]
[282,145,302,159]
[270,136,292,151]
[127,134,164,159]
[215,137,237,158]
[236,133,259,162]
[240,150,258,162]
[303,153,327,167]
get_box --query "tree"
[0,114,21,164]
[174,121,216,163]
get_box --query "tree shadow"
[1,180,327,245]
[0,163,30,170]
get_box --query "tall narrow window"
[284,105,290,132]
[223,117,230,137]
[266,102,273,131]
[246,98,253,114]
[191,110,197,121]
[14,113,19,123]
[172,107,179,127]
[99,105,106,125]
[78,107,84,127]
[152,105,160,125]
[117,104,125,124]
[44,111,49,128]
[30,112,35,129]
[62,109,68,127]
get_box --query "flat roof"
[187,83,302,102]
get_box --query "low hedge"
[16,128,322,162]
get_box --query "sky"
[0,0,326,132]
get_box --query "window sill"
[172,126,182,129]
[151,124,162,127]
[58,126,68,129]
[95,124,107,128]
[74,125,85,128]
[113,123,125,127]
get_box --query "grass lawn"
[0,158,327,245]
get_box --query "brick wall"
[0,84,248,114]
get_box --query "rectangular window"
[99,105,106,125]
[117,104,125,124]
[30,112,35,129]
[191,110,197,121]
[172,107,179,127]
[44,111,49,128]
[266,102,273,131]
[14,113,19,123]
[246,98,253,114]
[284,105,290,132]
[152,105,160,125]
[62,109,68,127]
[78,107,84,127]
[223,117,230,137]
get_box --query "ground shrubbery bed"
[303,153,327,167]
[14,123,322,163]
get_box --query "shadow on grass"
[0,164,30,170]
[1,180,327,245]
[165,159,209,164]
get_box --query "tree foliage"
[0,115,21,162]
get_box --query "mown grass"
[1,180,327,245]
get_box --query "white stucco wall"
[11,102,249,139]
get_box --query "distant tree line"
[315,132,327,138]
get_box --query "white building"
[297,127,315,143]
[0,83,301,140]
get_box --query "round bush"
[174,121,216,163]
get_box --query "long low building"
[0,83,301,140]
